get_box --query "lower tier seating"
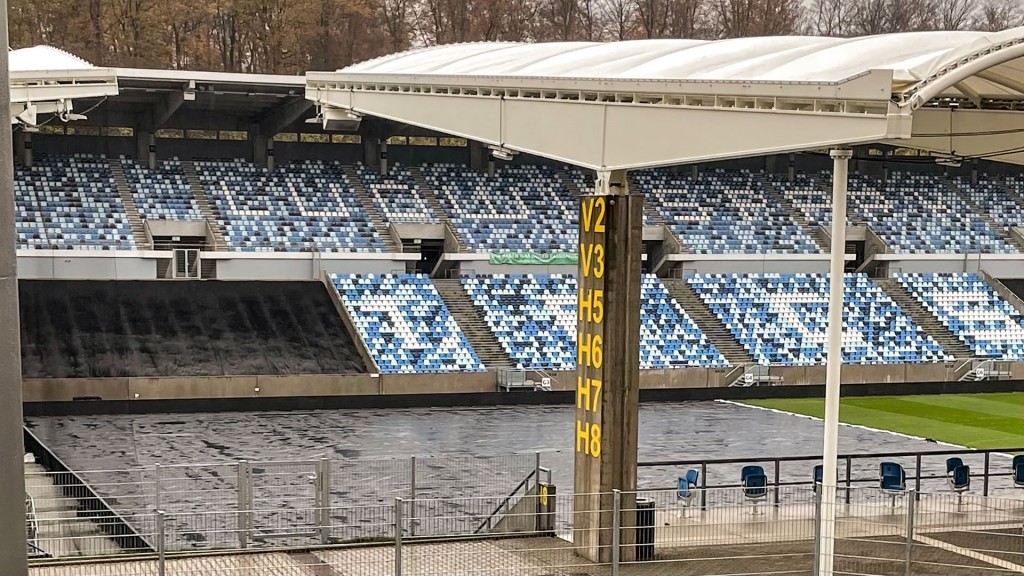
[460,274,727,370]
[897,273,1024,359]
[332,274,485,373]
[688,273,949,366]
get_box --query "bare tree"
[712,0,802,38]
[934,0,974,29]
[601,0,637,39]
[635,0,706,38]
[809,0,848,36]
[971,0,1024,31]
[848,0,935,34]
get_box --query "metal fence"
[26,482,1024,576]
[24,452,541,558]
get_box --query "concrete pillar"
[0,4,30,571]
[971,159,979,185]
[363,138,380,167]
[469,140,486,171]
[266,138,275,171]
[691,164,699,179]
[487,159,496,177]
[380,140,389,176]
[14,131,28,167]
[251,128,267,168]
[574,169,643,563]
[788,153,796,182]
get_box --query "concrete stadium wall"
[25,361,1005,405]
[18,252,158,279]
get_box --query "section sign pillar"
[573,169,643,563]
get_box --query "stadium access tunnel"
[305,27,1024,572]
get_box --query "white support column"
[819,148,851,576]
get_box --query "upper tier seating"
[197,159,384,252]
[423,164,577,252]
[771,173,850,227]
[827,172,1014,254]
[123,158,202,221]
[353,164,437,224]
[688,273,948,366]
[460,274,727,370]
[634,169,820,254]
[14,155,135,250]
[955,177,1022,231]
[331,273,485,373]
[896,273,1024,359]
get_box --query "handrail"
[640,445,1023,503]
[473,466,550,534]
[639,446,1024,468]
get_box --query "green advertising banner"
[488,251,578,265]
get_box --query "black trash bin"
[635,497,655,561]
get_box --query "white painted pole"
[819,148,851,576]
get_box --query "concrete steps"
[25,461,121,558]
[107,158,149,249]
[758,174,830,253]
[662,278,755,365]
[874,277,976,360]
[433,279,513,368]
[340,165,401,252]
[408,166,450,223]
[947,179,1024,253]
[181,161,228,251]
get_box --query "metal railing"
[27,484,1024,576]
[639,445,1024,508]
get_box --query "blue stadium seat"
[330,273,484,374]
[354,163,438,224]
[896,272,1024,359]
[460,273,728,370]
[123,158,203,221]
[741,465,768,513]
[197,159,385,252]
[633,169,820,254]
[14,154,135,250]
[422,164,578,252]
[879,461,906,506]
[688,273,948,366]
[677,469,700,515]
[1012,455,1024,489]
[945,457,970,503]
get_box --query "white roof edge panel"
[116,67,305,86]
[10,45,95,73]
[329,27,1024,96]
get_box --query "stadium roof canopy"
[307,26,1024,169]
[8,46,119,120]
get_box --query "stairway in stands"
[433,279,513,368]
[946,178,1024,252]
[181,161,228,251]
[409,166,471,252]
[340,165,402,252]
[662,278,756,365]
[758,174,830,253]
[874,277,976,360]
[25,458,119,557]
[107,158,150,249]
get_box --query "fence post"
[318,456,331,545]
[983,452,991,497]
[409,456,416,537]
[153,463,161,512]
[812,487,822,576]
[700,463,707,510]
[237,460,250,549]
[612,489,621,576]
[395,497,403,576]
[535,452,541,491]
[773,460,781,506]
[914,454,922,499]
[157,510,166,576]
[844,457,852,505]
[904,489,916,576]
